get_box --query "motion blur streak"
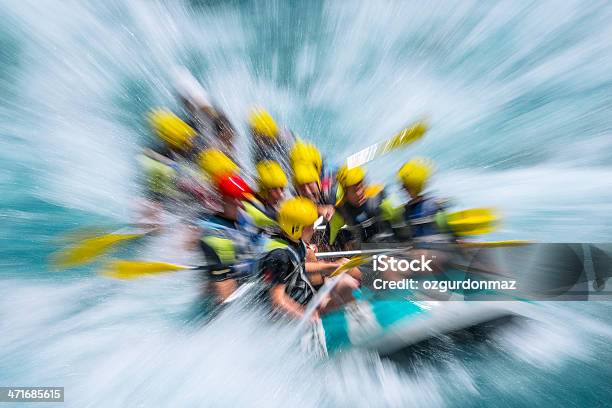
[1,1,611,407]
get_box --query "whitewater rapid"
[1,1,612,407]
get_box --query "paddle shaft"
[315,249,393,259]
[314,240,530,259]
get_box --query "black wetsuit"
[260,236,315,306]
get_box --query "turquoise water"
[1,1,612,406]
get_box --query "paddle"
[101,258,259,281]
[100,260,200,279]
[51,229,151,269]
[323,206,501,245]
[101,238,529,280]
[100,237,390,282]
[345,119,428,169]
[315,248,391,259]
[458,240,531,248]
[329,255,372,277]
[445,207,499,236]
[314,240,532,260]
[53,155,222,270]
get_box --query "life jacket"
[199,215,256,280]
[138,154,178,198]
[403,195,450,241]
[242,200,278,231]
[262,237,315,306]
[330,188,396,244]
[139,149,209,209]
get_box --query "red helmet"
[216,173,253,200]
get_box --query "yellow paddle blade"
[447,208,498,225]
[459,240,532,248]
[346,119,428,168]
[384,120,428,153]
[102,260,192,280]
[447,208,499,236]
[330,255,369,277]
[51,233,143,269]
[454,224,495,236]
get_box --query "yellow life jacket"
[243,201,277,228]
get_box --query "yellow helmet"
[336,165,366,188]
[292,162,320,186]
[397,158,433,195]
[148,109,196,150]
[249,107,278,138]
[277,197,318,241]
[256,160,288,190]
[199,149,238,178]
[289,141,322,174]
